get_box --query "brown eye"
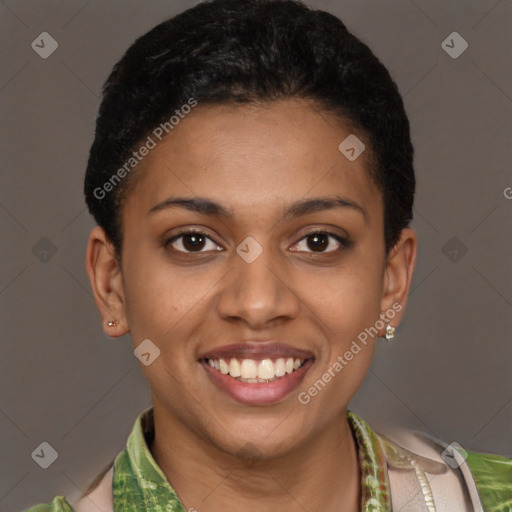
[292,231,349,253]
[182,233,206,251]
[165,230,222,253]
[307,233,329,251]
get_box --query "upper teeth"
[207,357,303,380]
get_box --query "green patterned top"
[464,449,512,512]
[23,407,512,512]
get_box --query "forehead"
[122,99,382,223]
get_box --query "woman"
[25,0,511,511]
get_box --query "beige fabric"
[70,467,113,512]
[384,428,478,511]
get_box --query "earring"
[385,323,395,341]
[107,320,119,327]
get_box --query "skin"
[86,98,417,512]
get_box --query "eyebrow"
[149,195,367,221]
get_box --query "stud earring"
[107,320,119,327]
[385,323,395,341]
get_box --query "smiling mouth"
[200,357,309,383]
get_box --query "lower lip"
[201,359,314,405]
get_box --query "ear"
[379,228,417,335]
[85,226,129,338]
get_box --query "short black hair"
[84,0,415,256]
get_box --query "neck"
[149,406,361,512]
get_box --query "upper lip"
[199,342,314,361]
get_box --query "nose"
[216,243,301,330]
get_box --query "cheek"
[297,338,375,421]
[121,247,186,328]
[295,257,383,396]
[299,309,379,416]
[122,257,206,396]
[121,250,225,367]
[300,263,383,334]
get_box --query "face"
[88,98,416,459]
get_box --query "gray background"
[1,0,510,510]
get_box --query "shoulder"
[68,466,114,512]
[23,466,114,512]
[464,448,512,511]
[377,425,512,511]
[23,495,75,512]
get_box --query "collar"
[111,406,391,511]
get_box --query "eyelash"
[163,229,351,255]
